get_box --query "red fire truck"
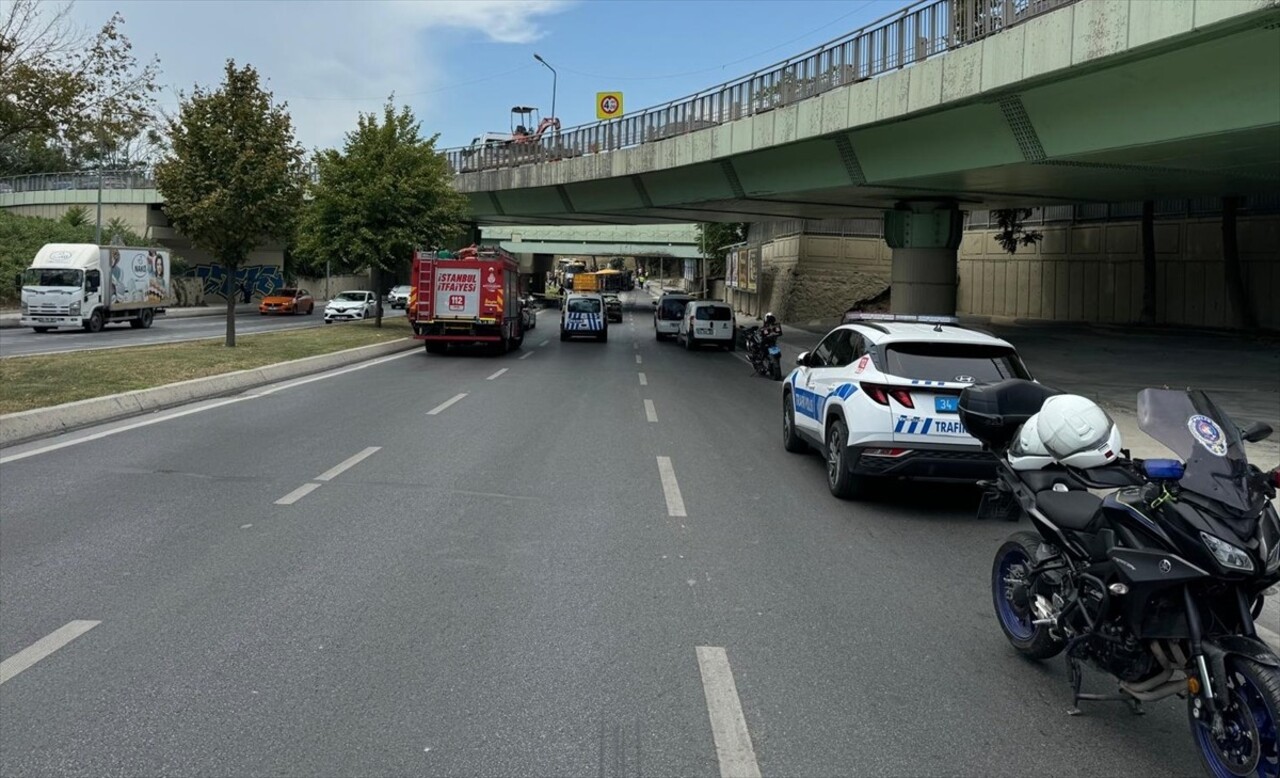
[408,245,524,354]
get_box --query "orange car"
[259,287,315,315]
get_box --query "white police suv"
[781,314,1033,499]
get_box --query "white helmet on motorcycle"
[1008,412,1055,472]
[1035,394,1122,469]
[764,312,777,325]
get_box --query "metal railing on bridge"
[0,169,157,195]
[442,0,1077,174]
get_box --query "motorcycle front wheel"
[1190,656,1280,778]
[991,532,1066,660]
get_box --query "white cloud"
[64,0,572,151]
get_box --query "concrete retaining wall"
[958,215,1280,329]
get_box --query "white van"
[678,301,736,350]
[560,292,607,342]
[652,292,693,341]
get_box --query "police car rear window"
[884,343,1028,383]
[568,298,601,313]
[694,306,732,321]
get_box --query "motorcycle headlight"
[69,302,80,316]
[1201,532,1255,573]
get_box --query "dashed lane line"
[656,456,686,518]
[538,340,550,347]
[1,621,102,686]
[644,399,658,423]
[638,372,647,386]
[427,393,468,416]
[519,351,534,360]
[315,446,381,482]
[487,368,509,381]
[636,355,643,365]
[275,482,321,505]
[695,646,762,778]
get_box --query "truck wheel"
[510,334,524,350]
[424,342,446,355]
[32,327,51,334]
[84,310,104,333]
[131,308,154,329]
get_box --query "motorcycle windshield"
[1136,388,1261,514]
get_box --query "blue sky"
[68,0,898,153]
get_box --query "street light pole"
[533,53,557,128]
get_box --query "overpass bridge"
[443,0,1280,315]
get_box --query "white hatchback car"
[782,314,1033,499]
[678,301,735,350]
[324,290,376,323]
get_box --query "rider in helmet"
[761,312,782,340]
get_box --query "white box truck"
[18,243,175,333]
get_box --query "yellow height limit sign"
[596,92,623,120]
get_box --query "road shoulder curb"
[0,338,419,449]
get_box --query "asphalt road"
[0,308,405,358]
[0,295,1272,777]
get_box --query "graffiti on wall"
[187,264,283,302]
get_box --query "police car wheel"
[825,419,868,499]
[782,393,807,454]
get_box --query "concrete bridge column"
[884,201,963,316]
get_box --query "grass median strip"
[0,318,412,415]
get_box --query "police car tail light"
[861,383,891,406]
[888,389,914,409]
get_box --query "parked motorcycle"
[742,325,782,380]
[959,379,1280,777]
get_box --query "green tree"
[60,205,89,227]
[0,0,161,174]
[155,60,306,346]
[296,101,467,327]
[697,222,746,276]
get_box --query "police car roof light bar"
[843,313,961,325]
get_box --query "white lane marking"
[426,393,467,416]
[0,620,101,686]
[644,399,658,423]
[695,646,762,778]
[656,456,686,517]
[519,351,534,360]
[0,396,248,465]
[486,368,508,381]
[315,446,381,482]
[635,355,642,364]
[538,340,549,347]
[251,350,416,397]
[275,482,321,505]
[633,342,638,349]
[240,524,253,529]
[638,372,647,386]
[0,350,417,465]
